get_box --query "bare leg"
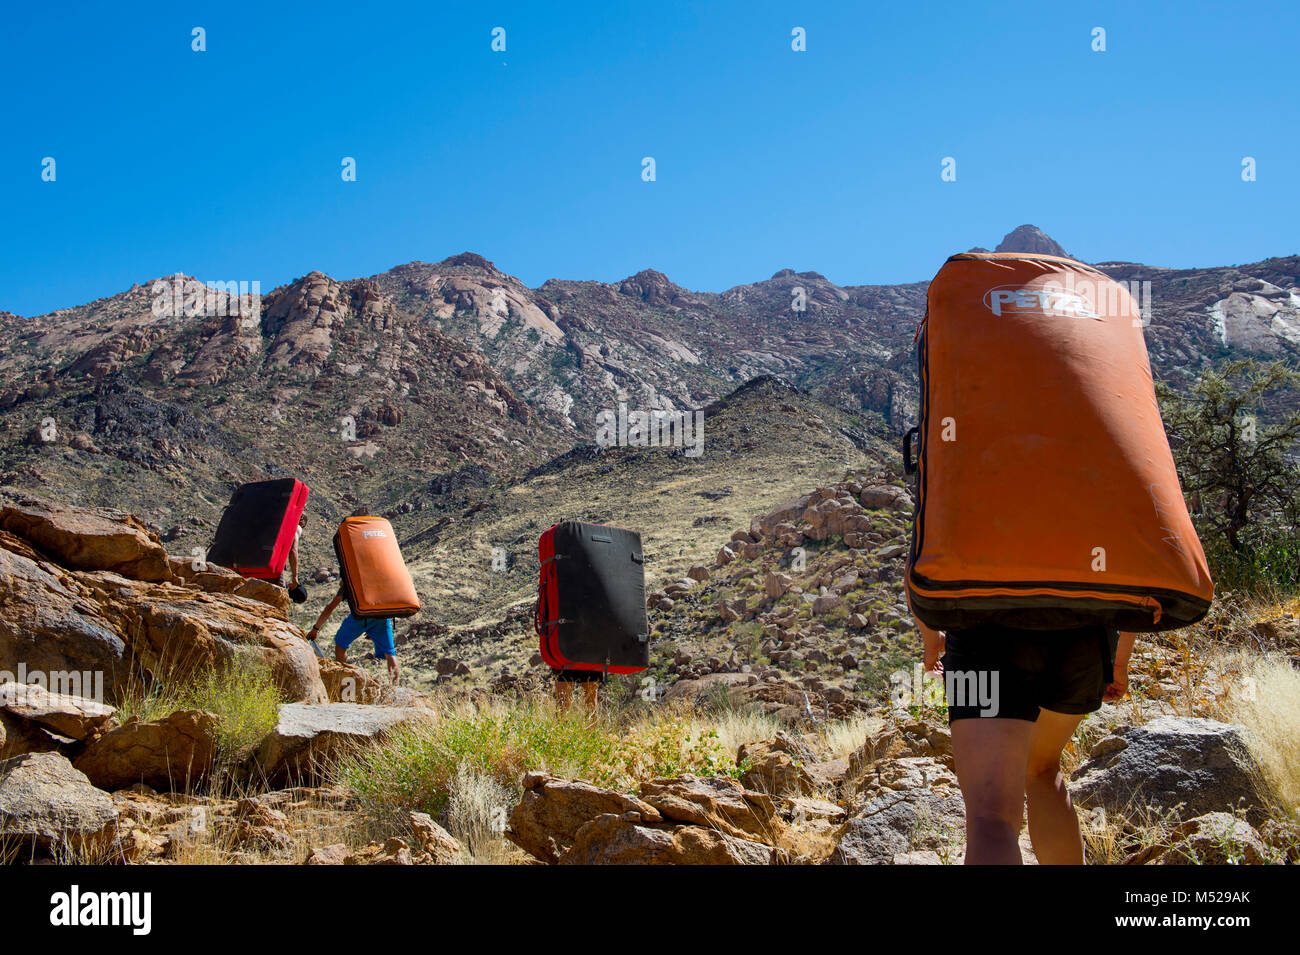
[555,681,574,712]
[1025,708,1086,865]
[581,681,599,715]
[334,644,346,664]
[385,654,401,685]
[950,717,1034,865]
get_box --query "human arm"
[1104,631,1136,701]
[907,590,945,675]
[306,588,344,641]
[288,529,300,588]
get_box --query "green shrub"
[113,654,284,765]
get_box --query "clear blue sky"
[2,1,1296,316]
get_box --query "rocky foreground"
[0,495,1295,864]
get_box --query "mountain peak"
[994,224,1069,258]
[617,269,687,306]
[439,252,500,273]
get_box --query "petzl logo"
[362,529,387,539]
[983,285,1098,319]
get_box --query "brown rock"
[560,812,778,865]
[168,558,290,617]
[410,811,465,864]
[0,682,115,741]
[638,775,785,845]
[0,498,171,582]
[0,752,119,856]
[74,710,217,792]
[764,572,793,600]
[507,772,663,864]
[79,572,326,704]
[1156,812,1270,865]
[305,843,350,865]
[737,734,818,797]
[1,709,63,759]
[812,594,843,614]
[858,485,912,511]
[0,546,129,699]
[318,658,384,703]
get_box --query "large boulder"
[858,485,912,511]
[0,546,129,698]
[507,772,663,864]
[1069,717,1266,824]
[80,571,326,704]
[560,813,778,865]
[0,498,171,582]
[0,500,320,704]
[0,682,115,741]
[804,499,872,542]
[757,495,811,540]
[74,710,217,791]
[0,752,118,856]
[256,702,425,783]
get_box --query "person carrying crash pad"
[304,508,421,685]
[903,251,1213,865]
[306,585,400,684]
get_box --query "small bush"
[113,653,284,765]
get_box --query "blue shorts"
[333,614,396,660]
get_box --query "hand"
[306,627,318,641]
[1103,659,1129,702]
[1105,631,1135,702]
[921,625,945,676]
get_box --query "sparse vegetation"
[113,654,284,765]
[334,694,742,824]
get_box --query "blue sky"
[2,1,1296,316]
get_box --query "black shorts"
[940,624,1118,722]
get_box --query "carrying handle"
[903,426,920,475]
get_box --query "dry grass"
[711,708,784,757]
[819,711,884,761]
[1217,652,1300,817]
